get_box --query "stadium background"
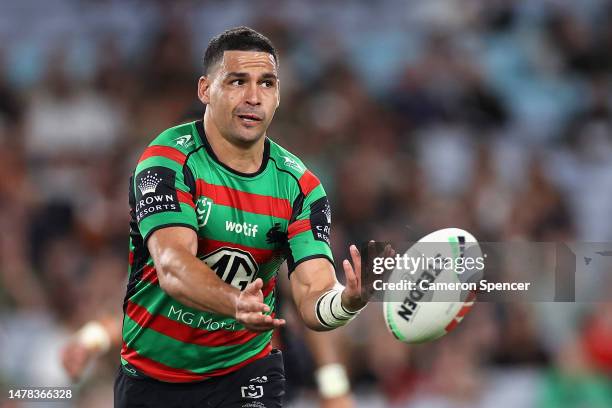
[1,0,611,407]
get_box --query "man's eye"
[261,81,274,88]
[231,79,244,86]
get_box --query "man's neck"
[203,112,265,174]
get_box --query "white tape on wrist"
[77,321,111,353]
[315,287,364,329]
[315,363,350,399]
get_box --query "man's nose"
[244,83,261,106]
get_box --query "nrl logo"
[196,197,212,227]
[174,134,193,148]
[282,156,303,173]
[138,171,162,195]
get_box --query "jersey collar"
[195,119,270,178]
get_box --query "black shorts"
[114,349,286,408]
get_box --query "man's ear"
[198,76,211,104]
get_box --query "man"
[116,26,365,407]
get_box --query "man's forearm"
[292,258,365,331]
[156,246,240,317]
[298,288,334,331]
[299,285,364,332]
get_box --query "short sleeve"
[286,170,334,274]
[131,145,197,242]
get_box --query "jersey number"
[201,248,259,291]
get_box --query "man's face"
[200,50,280,145]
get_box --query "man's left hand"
[340,245,365,312]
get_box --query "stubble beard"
[224,120,267,148]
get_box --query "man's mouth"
[236,113,263,123]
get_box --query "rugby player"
[112,26,366,407]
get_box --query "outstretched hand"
[341,242,395,312]
[236,278,285,332]
[340,245,365,312]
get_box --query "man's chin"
[229,128,265,146]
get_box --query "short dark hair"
[203,26,278,74]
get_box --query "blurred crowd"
[1,0,612,407]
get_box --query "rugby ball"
[383,228,482,344]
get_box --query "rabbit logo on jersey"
[134,166,180,221]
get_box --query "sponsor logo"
[201,247,259,291]
[250,376,268,384]
[167,305,237,330]
[137,171,162,195]
[125,367,136,375]
[123,365,138,377]
[174,134,193,148]
[281,156,304,173]
[315,225,331,244]
[196,197,212,227]
[323,201,331,224]
[241,385,264,399]
[134,166,180,222]
[310,197,331,245]
[226,221,259,237]
[397,258,444,322]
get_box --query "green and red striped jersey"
[122,120,333,382]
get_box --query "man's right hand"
[235,278,286,332]
[321,395,355,408]
[60,339,96,382]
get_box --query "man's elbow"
[304,320,331,332]
[157,270,182,299]
[299,307,332,332]
[155,252,183,299]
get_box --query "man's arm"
[148,226,238,314]
[148,226,285,331]
[61,315,122,382]
[304,329,355,408]
[290,245,364,331]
